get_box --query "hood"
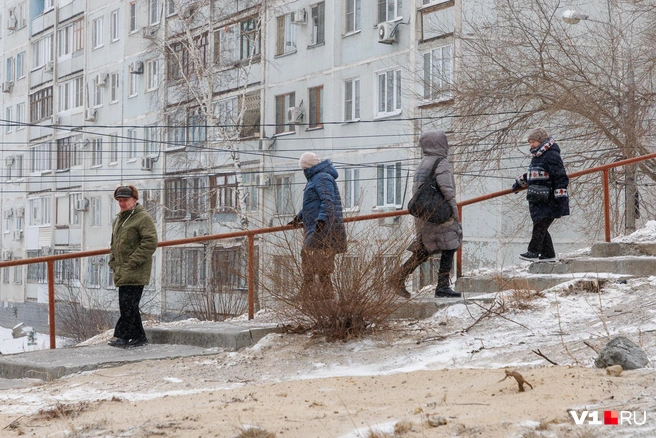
[420,130,449,158]
[303,159,339,180]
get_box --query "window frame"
[375,68,402,117]
[308,85,324,129]
[345,0,361,34]
[422,44,453,102]
[376,162,403,207]
[310,2,325,46]
[274,92,295,135]
[344,78,360,122]
[92,17,104,49]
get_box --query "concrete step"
[455,275,570,294]
[591,242,656,257]
[145,322,282,350]
[391,293,495,319]
[528,256,656,276]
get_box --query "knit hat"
[299,152,321,169]
[114,185,139,200]
[528,128,549,144]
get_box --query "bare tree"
[452,0,656,232]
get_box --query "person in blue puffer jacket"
[512,128,570,262]
[289,152,347,300]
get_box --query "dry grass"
[35,402,90,420]
[235,426,276,438]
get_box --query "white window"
[16,52,25,78]
[376,68,402,117]
[149,0,160,25]
[217,24,238,65]
[15,213,24,231]
[128,129,138,158]
[144,126,158,156]
[91,138,103,166]
[167,114,186,148]
[214,97,239,139]
[166,0,176,16]
[3,209,11,233]
[58,77,83,112]
[5,107,12,133]
[57,20,83,58]
[275,92,295,134]
[310,3,325,46]
[275,14,297,56]
[344,168,361,209]
[92,18,103,49]
[16,103,24,129]
[32,35,53,68]
[69,193,82,226]
[90,197,102,226]
[109,135,118,163]
[129,2,137,33]
[345,0,361,33]
[28,196,52,226]
[111,10,120,42]
[128,71,138,97]
[274,175,294,214]
[242,171,259,212]
[378,0,402,23]
[146,59,158,91]
[377,162,402,207]
[187,108,206,145]
[423,45,453,101]
[6,57,14,82]
[93,79,103,107]
[110,73,119,103]
[344,78,360,121]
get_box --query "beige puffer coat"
[407,131,463,254]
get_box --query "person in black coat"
[512,128,570,262]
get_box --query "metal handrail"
[1,152,655,348]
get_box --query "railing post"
[457,205,463,278]
[247,234,255,320]
[47,260,56,349]
[603,169,611,242]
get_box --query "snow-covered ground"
[0,324,69,355]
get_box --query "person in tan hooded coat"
[390,130,463,298]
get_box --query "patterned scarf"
[530,137,555,158]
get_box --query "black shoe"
[107,338,128,347]
[435,287,461,298]
[126,336,148,348]
[537,255,556,262]
[519,251,539,261]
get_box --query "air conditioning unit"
[75,198,89,211]
[7,12,18,31]
[287,106,304,124]
[141,156,154,171]
[44,60,54,72]
[377,21,397,44]
[1,81,13,93]
[141,26,157,38]
[51,114,60,125]
[96,73,108,87]
[13,230,23,241]
[14,206,24,218]
[129,61,144,74]
[291,9,307,24]
[179,4,193,18]
[5,156,15,166]
[2,250,12,261]
[85,108,96,122]
[3,209,13,219]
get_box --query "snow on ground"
[0,324,70,354]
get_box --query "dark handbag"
[526,185,551,203]
[408,158,453,224]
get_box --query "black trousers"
[114,285,146,341]
[527,217,556,258]
[394,246,456,288]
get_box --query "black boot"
[435,274,460,298]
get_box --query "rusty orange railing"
[1,153,655,349]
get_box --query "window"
[91,138,103,166]
[2,267,9,285]
[164,177,207,220]
[109,135,118,163]
[378,0,402,23]
[345,0,361,33]
[58,77,83,111]
[128,70,138,97]
[129,2,137,33]
[376,162,402,207]
[164,248,206,288]
[111,10,120,42]
[58,19,84,58]
[87,256,105,288]
[30,142,51,173]
[5,107,12,133]
[110,73,119,103]
[54,251,80,284]
[242,171,259,212]
[15,103,24,129]
[3,209,11,233]
[213,91,261,139]
[241,18,260,60]
[32,34,53,68]
[57,136,82,170]
[274,175,294,214]
[27,251,47,283]
[166,0,176,16]
[90,197,102,226]
[167,113,186,148]
[144,126,158,156]
[30,87,53,122]
[275,14,297,56]
[16,52,25,78]
[213,174,238,213]
[274,92,295,134]
[92,18,103,49]
[28,196,52,226]
[128,129,138,158]
[308,86,323,128]
[344,168,361,209]
[344,79,360,121]
[167,41,186,80]
[6,57,14,82]
[187,108,206,145]
[13,262,22,285]
[146,59,159,91]
[68,193,82,225]
[149,0,160,25]
[310,3,325,46]
[423,45,453,101]
[376,69,402,117]
[93,79,103,107]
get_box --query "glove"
[512,182,521,193]
[512,175,528,193]
[287,216,303,228]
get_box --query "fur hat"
[528,128,549,144]
[114,185,139,200]
[299,152,321,169]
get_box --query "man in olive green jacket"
[107,185,158,348]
